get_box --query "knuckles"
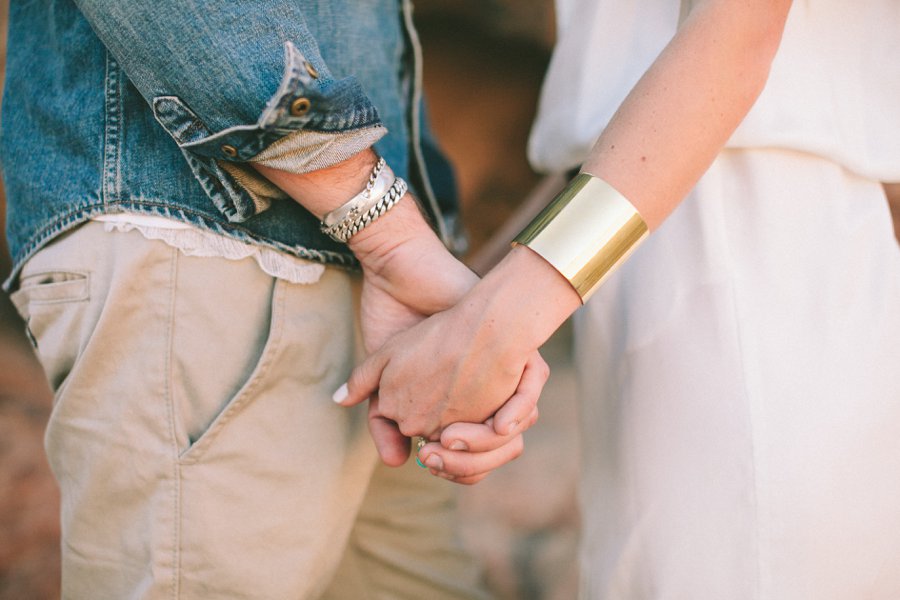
[397,418,439,440]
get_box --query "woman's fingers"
[334,347,390,407]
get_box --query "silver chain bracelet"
[320,157,407,244]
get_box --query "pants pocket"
[10,270,91,391]
[167,254,288,463]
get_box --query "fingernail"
[497,421,519,435]
[425,454,444,470]
[449,440,468,451]
[332,383,348,404]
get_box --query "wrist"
[350,193,478,315]
[460,245,580,354]
[254,149,442,270]
[348,193,442,270]
[253,149,378,219]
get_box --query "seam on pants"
[165,247,182,599]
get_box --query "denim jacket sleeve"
[72,0,387,223]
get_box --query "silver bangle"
[320,157,408,243]
[338,177,407,242]
[321,157,388,231]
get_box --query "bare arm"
[587,0,791,228]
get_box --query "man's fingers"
[334,350,389,407]
[367,396,410,467]
[492,350,548,436]
[432,471,490,486]
[442,408,539,454]
[440,421,502,453]
[418,435,525,480]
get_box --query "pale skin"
[255,152,544,479]
[334,0,795,482]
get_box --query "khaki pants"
[11,222,488,600]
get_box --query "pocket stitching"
[177,279,286,465]
[11,271,91,308]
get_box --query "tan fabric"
[218,124,389,213]
[10,222,489,600]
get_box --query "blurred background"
[0,1,583,598]
[2,2,899,599]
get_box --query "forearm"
[584,0,792,229]
[450,1,794,354]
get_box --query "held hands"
[342,196,549,482]
[255,150,558,483]
[340,244,582,482]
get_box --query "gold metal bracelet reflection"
[512,173,648,302]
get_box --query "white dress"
[529,2,900,598]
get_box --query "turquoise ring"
[415,437,427,469]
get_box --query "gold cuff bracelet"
[512,173,648,302]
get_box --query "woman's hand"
[337,245,579,443]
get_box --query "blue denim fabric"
[1,0,458,290]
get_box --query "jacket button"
[304,61,319,79]
[221,144,238,158]
[290,97,312,116]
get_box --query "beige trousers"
[11,222,488,600]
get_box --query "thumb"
[332,350,389,407]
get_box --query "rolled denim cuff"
[216,124,388,213]
[152,42,386,223]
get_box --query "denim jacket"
[1,0,459,290]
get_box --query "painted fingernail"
[449,440,468,451]
[425,454,444,470]
[332,383,348,404]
